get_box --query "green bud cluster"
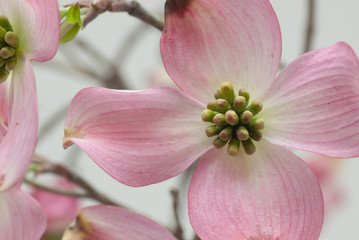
[0,16,19,84]
[201,81,265,156]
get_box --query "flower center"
[201,82,265,156]
[0,16,19,84]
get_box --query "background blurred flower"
[31,179,80,238]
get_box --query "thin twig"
[115,23,149,65]
[193,235,201,240]
[24,178,87,198]
[170,189,184,240]
[31,155,124,207]
[109,1,164,31]
[303,0,316,53]
[84,0,164,31]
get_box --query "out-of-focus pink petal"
[0,57,38,191]
[31,180,79,234]
[261,42,359,157]
[62,205,176,240]
[0,189,46,240]
[0,0,60,61]
[189,141,323,240]
[64,86,212,187]
[302,153,344,212]
[160,0,281,103]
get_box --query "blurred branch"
[109,1,164,31]
[116,23,149,64]
[24,178,87,198]
[303,0,316,53]
[170,189,184,240]
[83,0,164,31]
[28,154,124,207]
[193,235,201,240]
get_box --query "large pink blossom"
[0,0,59,238]
[63,0,359,239]
[62,205,176,240]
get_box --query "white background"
[32,0,359,239]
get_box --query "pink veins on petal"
[0,0,60,239]
[64,0,359,239]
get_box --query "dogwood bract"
[64,0,359,238]
[62,205,176,240]
[0,0,59,238]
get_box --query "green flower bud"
[227,138,240,156]
[225,110,239,126]
[240,110,253,124]
[236,126,249,141]
[242,138,256,155]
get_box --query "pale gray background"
[32,0,359,239]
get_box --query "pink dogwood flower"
[62,205,176,240]
[0,0,59,238]
[63,0,359,239]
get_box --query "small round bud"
[0,46,15,59]
[207,101,217,111]
[213,113,226,126]
[205,125,221,137]
[201,109,216,122]
[249,99,263,115]
[5,60,16,71]
[219,127,233,142]
[233,96,246,112]
[242,139,256,155]
[5,32,19,48]
[221,81,235,104]
[213,137,227,149]
[240,110,253,124]
[236,126,249,140]
[215,98,230,113]
[238,89,250,102]
[250,130,262,142]
[227,138,240,156]
[225,110,239,126]
[250,118,265,130]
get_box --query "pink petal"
[261,42,359,157]
[0,57,38,191]
[0,82,9,141]
[0,189,46,240]
[64,87,212,187]
[160,0,281,104]
[62,205,176,240]
[31,180,79,234]
[0,0,60,62]
[189,141,323,240]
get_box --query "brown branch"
[84,0,164,31]
[110,1,164,31]
[193,235,201,240]
[303,0,316,53]
[31,155,124,207]
[24,178,87,198]
[170,189,184,240]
